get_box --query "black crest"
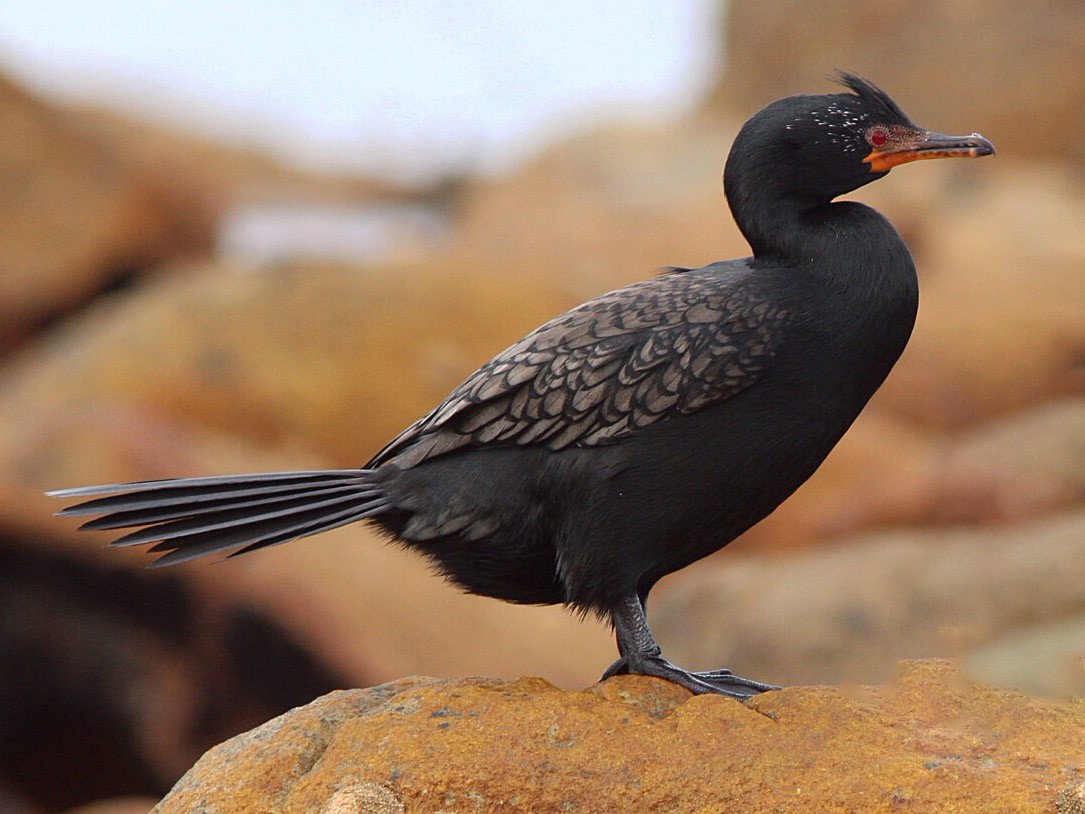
[831,71,915,126]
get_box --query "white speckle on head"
[806,100,871,151]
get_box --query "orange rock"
[929,399,1085,523]
[0,72,214,350]
[153,661,1085,813]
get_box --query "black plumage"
[51,73,994,697]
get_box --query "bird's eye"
[868,126,889,147]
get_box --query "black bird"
[50,74,993,697]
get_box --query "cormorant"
[50,73,994,697]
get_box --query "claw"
[601,654,777,699]
[690,668,780,694]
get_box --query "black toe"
[602,654,777,699]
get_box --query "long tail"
[48,470,389,567]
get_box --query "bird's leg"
[600,592,779,699]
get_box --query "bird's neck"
[724,148,815,261]
[722,146,901,269]
[729,185,912,282]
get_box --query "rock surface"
[153,661,1085,813]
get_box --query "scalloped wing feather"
[370,269,789,470]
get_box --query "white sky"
[0,0,722,177]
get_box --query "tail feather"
[111,489,378,548]
[77,483,380,532]
[221,500,388,560]
[49,470,364,514]
[47,469,388,566]
[148,498,390,568]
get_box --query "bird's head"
[724,72,995,212]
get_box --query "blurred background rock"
[1,1,1083,811]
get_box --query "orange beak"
[865,130,995,173]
